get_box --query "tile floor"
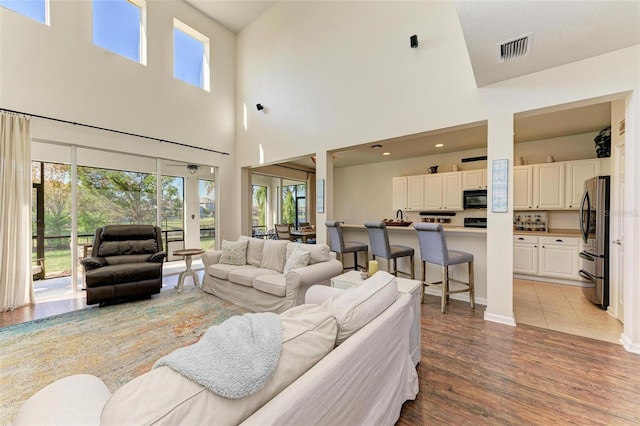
[513,278,623,344]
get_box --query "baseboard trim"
[484,311,516,327]
[513,274,588,287]
[620,334,640,354]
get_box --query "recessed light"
[383,152,390,156]
[435,143,444,148]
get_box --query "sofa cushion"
[240,236,266,267]
[228,268,280,288]
[253,274,287,297]
[321,271,398,345]
[286,243,330,265]
[259,240,289,272]
[220,240,248,265]
[208,263,253,280]
[283,247,310,274]
[85,262,162,287]
[100,305,337,426]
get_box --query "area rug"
[0,287,247,425]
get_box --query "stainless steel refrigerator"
[579,175,610,309]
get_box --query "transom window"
[93,0,147,64]
[0,0,48,24]
[173,18,210,91]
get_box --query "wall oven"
[463,190,487,209]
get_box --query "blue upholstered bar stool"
[414,222,474,313]
[325,221,368,271]
[364,221,414,279]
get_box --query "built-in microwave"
[463,189,487,209]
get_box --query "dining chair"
[414,222,474,313]
[275,223,292,240]
[325,221,368,271]
[364,221,414,279]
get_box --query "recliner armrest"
[148,251,167,263]
[80,257,106,270]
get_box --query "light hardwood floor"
[513,278,623,344]
[2,281,638,424]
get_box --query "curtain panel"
[0,112,34,311]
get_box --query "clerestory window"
[173,18,210,91]
[0,0,48,24]
[93,0,147,64]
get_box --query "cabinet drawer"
[539,236,579,246]
[513,235,538,244]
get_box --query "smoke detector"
[497,32,532,63]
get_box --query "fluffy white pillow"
[321,271,398,345]
[259,240,289,272]
[219,240,248,265]
[283,247,310,274]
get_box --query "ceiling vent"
[497,32,532,63]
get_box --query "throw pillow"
[283,247,310,274]
[321,271,398,345]
[259,239,289,272]
[219,240,248,265]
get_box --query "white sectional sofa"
[201,236,343,313]
[14,272,419,426]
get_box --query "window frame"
[92,0,147,65]
[173,18,211,91]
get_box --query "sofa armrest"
[286,259,343,291]
[202,250,222,269]
[80,256,106,271]
[148,251,167,263]
[13,374,111,426]
[305,285,346,305]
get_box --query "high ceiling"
[184,1,636,169]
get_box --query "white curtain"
[0,112,34,311]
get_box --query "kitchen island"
[340,223,487,305]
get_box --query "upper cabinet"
[565,159,600,209]
[462,169,487,190]
[442,172,463,210]
[513,166,534,210]
[423,174,442,210]
[392,177,408,211]
[393,171,462,211]
[393,175,424,211]
[533,163,565,209]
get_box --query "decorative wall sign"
[491,159,508,213]
[317,178,325,213]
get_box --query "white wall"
[236,1,640,348]
[0,0,239,242]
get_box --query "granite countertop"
[513,228,581,238]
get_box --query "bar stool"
[364,221,414,279]
[414,223,474,313]
[325,221,368,271]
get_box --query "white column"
[484,113,516,326]
[314,150,333,245]
[621,90,640,354]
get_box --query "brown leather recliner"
[81,225,166,305]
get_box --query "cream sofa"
[14,272,419,426]
[201,236,343,313]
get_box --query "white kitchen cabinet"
[442,172,463,211]
[462,169,487,190]
[393,175,425,211]
[423,174,442,210]
[513,165,534,210]
[565,159,599,209]
[513,235,538,275]
[538,236,580,280]
[392,177,408,211]
[406,175,424,211]
[533,163,565,209]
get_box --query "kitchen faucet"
[396,209,404,221]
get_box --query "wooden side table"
[173,248,205,293]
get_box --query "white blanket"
[154,312,282,399]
